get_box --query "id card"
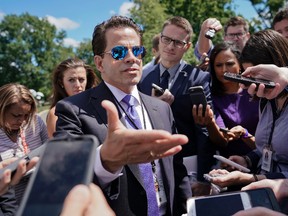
[261,146,273,172]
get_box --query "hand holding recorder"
[241,65,288,99]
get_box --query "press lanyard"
[267,98,288,147]
[19,127,29,154]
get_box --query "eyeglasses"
[225,32,247,39]
[160,34,187,48]
[102,45,146,60]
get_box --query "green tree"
[130,0,169,64]
[0,13,74,97]
[247,0,286,31]
[75,39,101,80]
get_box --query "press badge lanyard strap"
[261,98,288,172]
[268,98,288,146]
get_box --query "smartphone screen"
[187,192,252,216]
[17,136,98,216]
[246,188,281,211]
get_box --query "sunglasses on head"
[102,45,146,60]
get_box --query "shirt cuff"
[94,145,123,188]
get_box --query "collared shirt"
[159,60,187,90]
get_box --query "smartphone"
[220,128,230,133]
[187,191,252,216]
[152,83,164,96]
[16,135,98,216]
[189,86,207,116]
[246,188,281,211]
[213,155,251,173]
[203,174,228,193]
[0,144,46,179]
[224,72,276,89]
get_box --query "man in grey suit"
[54,16,191,216]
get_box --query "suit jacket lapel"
[139,93,160,129]
[89,82,123,126]
[170,64,193,96]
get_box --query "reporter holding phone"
[193,42,258,159]
[208,30,288,213]
[138,16,216,192]
[0,83,48,214]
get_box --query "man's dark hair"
[92,16,143,57]
[224,16,249,34]
[272,8,288,29]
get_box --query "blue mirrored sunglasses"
[103,45,146,60]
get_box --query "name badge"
[261,146,273,172]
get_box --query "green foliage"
[248,0,285,30]
[1,0,286,101]
[0,13,74,98]
[75,39,101,81]
[130,0,169,65]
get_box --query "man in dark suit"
[54,15,191,216]
[138,16,216,187]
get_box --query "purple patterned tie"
[122,95,159,216]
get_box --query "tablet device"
[213,155,250,173]
[16,135,98,216]
[187,191,252,216]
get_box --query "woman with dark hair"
[209,30,288,194]
[46,58,100,137]
[193,41,259,158]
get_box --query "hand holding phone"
[224,72,276,89]
[152,83,164,96]
[16,135,98,216]
[187,191,252,216]
[220,128,230,133]
[0,144,46,179]
[213,155,251,173]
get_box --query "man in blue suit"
[138,16,216,187]
[54,16,191,216]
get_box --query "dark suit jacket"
[54,82,191,216]
[138,64,216,181]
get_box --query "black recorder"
[224,72,276,89]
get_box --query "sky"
[0,0,257,48]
